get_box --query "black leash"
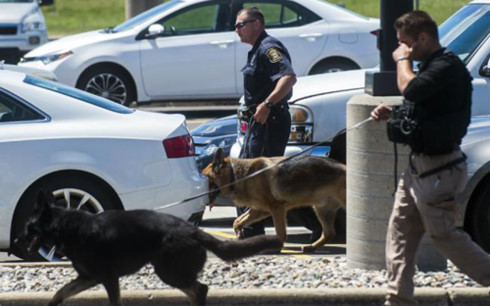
[153,117,373,211]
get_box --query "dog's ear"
[212,148,225,173]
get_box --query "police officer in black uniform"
[234,6,297,237]
[235,7,323,240]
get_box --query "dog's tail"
[194,230,282,261]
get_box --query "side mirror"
[146,24,164,39]
[480,56,490,77]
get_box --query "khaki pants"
[385,150,490,305]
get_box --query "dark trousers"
[237,107,291,236]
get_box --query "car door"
[139,1,238,99]
[234,0,327,93]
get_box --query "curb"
[0,288,489,305]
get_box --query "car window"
[112,0,181,32]
[159,2,229,36]
[0,90,44,123]
[439,3,490,63]
[23,76,134,114]
[242,1,320,28]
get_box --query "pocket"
[423,199,456,238]
[414,164,465,205]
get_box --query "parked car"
[191,114,238,172]
[1,61,57,80]
[229,0,490,248]
[0,69,207,261]
[18,0,379,106]
[0,0,53,64]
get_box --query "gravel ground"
[0,256,482,293]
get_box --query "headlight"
[21,10,46,32]
[289,105,313,143]
[21,51,73,65]
[21,21,46,32]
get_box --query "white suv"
[0,0,52,64]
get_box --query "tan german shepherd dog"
[202,148,346,252]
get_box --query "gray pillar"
[125,0,163,19]
[346,94,446,271]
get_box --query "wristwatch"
[396,56,410,63]
[264,99,274,109]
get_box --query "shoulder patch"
[265,48,282,63]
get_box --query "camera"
[386,100,418,144]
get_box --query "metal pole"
[125,0,163,19]
[379,0,413,72]
[365,0,413,96]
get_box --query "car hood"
[290,69,371,103]
[24,29,125,57]
[0,3,37,23]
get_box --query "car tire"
[11,174,121,261]
[465,178,490,253]
[309,58,360,75]
[77,65,136,106]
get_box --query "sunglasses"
[235,19,257,29]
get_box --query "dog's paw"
[301,245,318,253]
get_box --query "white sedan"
[0,69,208,261]
[19,0,379,106]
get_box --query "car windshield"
[23,76,134,114]
[439,3,490,63]
[111,0,180,32]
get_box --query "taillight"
[163,134,195,158]
[240,121,248,134]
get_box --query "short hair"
[237,6,265,25]
[394,10,439,40]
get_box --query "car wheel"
[77,66,136,106]
[11,175,121,261]
[465,179,490,253]
[309,58,360,75]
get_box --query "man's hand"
[254,102,271,124]
[392,43,411,62]
[371,104,392,122]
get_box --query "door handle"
[210,40,234,48]
[299,33,323,41]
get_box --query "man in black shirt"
[371,11,490,305]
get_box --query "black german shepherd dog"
[19,190,282,306]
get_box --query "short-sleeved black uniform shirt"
[239,31,295,159]
[241,31,295,108]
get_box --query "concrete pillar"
[125,0,163,19]
[346,94,446,271]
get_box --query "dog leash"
[153,117,373,211]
